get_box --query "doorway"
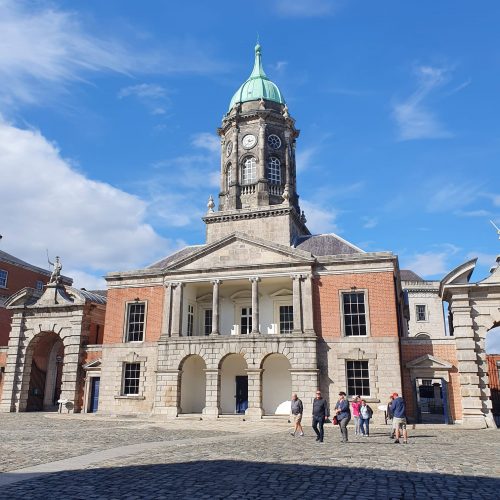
[235,376,248,413]
[415,378,449,424]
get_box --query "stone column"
[302,273,315,334]
[211,280,222,335]
[170,282,184,337]
[250,277,260,334]
[160,283,173,339]
[203,368,220,419]
[0,314,26,412]
[245,368,264,419]
[292,274,303,334]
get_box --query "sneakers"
[299,432,304,436]
[290,432,295,436]
[394,439,400,444]
[316,437,320,442]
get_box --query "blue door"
[89,377,100,413]
[235,376,248,414]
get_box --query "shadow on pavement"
[1,459,498,499]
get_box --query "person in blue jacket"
[334,392,351,443]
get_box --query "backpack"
[367,405,373,418]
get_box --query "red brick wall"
[0,261,51,346]
[400,343,462,421]
[103,286,164,343]
[487,354,500,416]
[313,271,399,339]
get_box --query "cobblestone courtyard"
[0,414,498,499]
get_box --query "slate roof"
[294,234,363,256]
[147,245,204,270]
[76,288,107,305]
[88,289,107,298]
[400,269,424,281]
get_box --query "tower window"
[268,134,281,149]
[242,157,257,185]
[267,157,281,184]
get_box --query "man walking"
[312,390,329,443]
[390,392,408,444]
[334,392,351,443]
[290,393,304,437]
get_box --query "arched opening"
[179,355,206,414]
[24,332,64,411]
[486,324,500,427]
[220,354,248,414]
[262,353,292,415]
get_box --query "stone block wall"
[0,348,6,401]
[103,286,164,344]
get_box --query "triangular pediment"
[83,358,102,370]
[166,232,315,271]
[406,354,453,370]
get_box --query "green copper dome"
[228,44,285,110]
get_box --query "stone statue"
[282,185,290,203]
[283,103,289,118]
[300,210,307,224]
[48,255,62,284]
[207,195,215,213]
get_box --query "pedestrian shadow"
[1,459,498,499]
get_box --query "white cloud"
[393,65,453,141]
[274,0,337,17]
[465,252,497,270]
[300,200,338,234]
[426,182,482,213]
[362,216,378,229]
[118,83,169,115]
[191,132,220,154]
[455,209,492,217]
[296,146,319,172]
[0,118,182,288]
[0,0,225,110]
[403,244,460,278]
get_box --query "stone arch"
[20,330,64,412]
[261,353,292,415]
[415,332,431,339]
[256,346,294,369]
[179,354,206,414]
[219,353,248,414]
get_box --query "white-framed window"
[187,304,194,337]
[226,163,232,191]
[279,305,293,334]
[35,280,44,291]
[122,362,140,395]
[342,292,367,336]
[0,269,8,288]
[416,304,427,322]
[267,157,281,184]
[242,157,257,185]
[204,308,213,336]
[240,307,252,334]
[346,360,370,397]
[125,302,146,342]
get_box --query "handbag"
[332,416,339,425]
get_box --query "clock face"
[242,134,257,149]
[226,141,233,157]
[268,134,281,149]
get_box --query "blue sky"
[0,0,499,295]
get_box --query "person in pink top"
[351,396,361,436]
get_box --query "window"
[346,360,370,397]
[226,164,232,191]
[279,305,293,334]
[123,362,140,395]
[204,309,213,336]
[267,157,281,184]
[187,304,194,337]
[125,302,145,342]
[35,280,44,291]
[0,270,7,288]
[416,304,427,322]
[241,307,252,334]
[242,157,257,185]
[342,292,367,336]
[267,134,281,149]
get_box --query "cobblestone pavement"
[0,414,499,499]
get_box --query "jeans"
[360,417,370,436]
[353,416,360,434]
[339,416,350,442]
[312,416,325,441]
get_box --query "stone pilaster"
[170,282,184,337]
[292,274,303,334]
[250,277,260,334]
[160,283,173,339]
[245,368,264,419]
[211,280,222,335]
[302,273,314,334]
[154,369,181,416]
[202,368,220,419]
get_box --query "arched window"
[267,157,281,184]
[242,157,257,185]
[226,163,232,191]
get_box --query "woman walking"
[359,399,373,437]
[334,392,351,443]
[351,396,361,436]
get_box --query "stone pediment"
[406,354,453,370]
[166,232,315,271]
[83,358,102,370]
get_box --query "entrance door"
[89,377,100,413]
[235,376,248,413]
[416,378,446,423]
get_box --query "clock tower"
[203,44,310,246]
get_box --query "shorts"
[293,413,303,424]
[393,417,407,429]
